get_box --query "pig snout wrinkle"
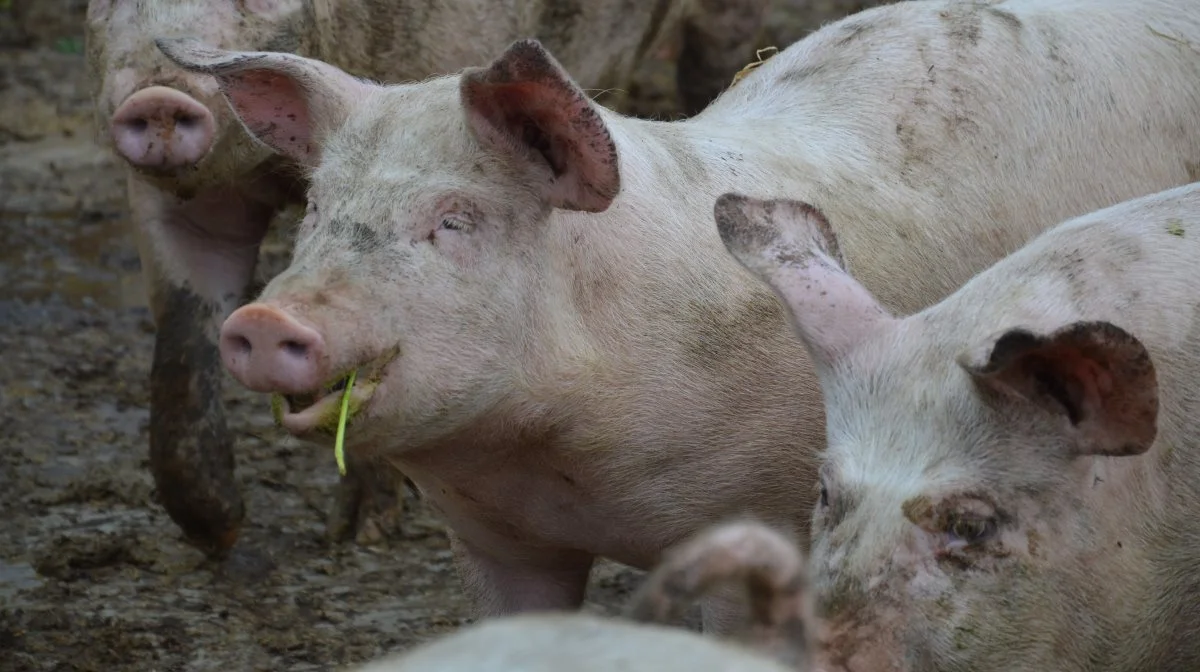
[109,86,215,168]
[220,304,327,394]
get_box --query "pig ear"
[958,321,1158,457]
[155,37,369,166]
[715,193,894,370]
[460,39,620,213]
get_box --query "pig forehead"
[109,1,241,43]
[825,430,981,502]
[309,164,511,224]
[314,90,522,208]
[327,81,477,167]
[821,338,991,496]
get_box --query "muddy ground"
[0,2,877,670]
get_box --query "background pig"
[157,0,1200,631]
[716,183,1200,672]
[349,520,814,672]
[83,0,769,556]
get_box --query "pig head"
[84,0,302,191]
[715,193,1181,672]
[153,36,622,452]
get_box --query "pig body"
[348,615,793,672]
[159,0,1200,629]
[84,0,768,554]
[351,520,814,672]
[716,182,1200,671]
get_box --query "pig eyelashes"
[439,214,473,233]
[426,214,475,244]
[816,462,837,510]
[943,514,997,547]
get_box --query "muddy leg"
[131,175,275,557]
[677,0,770,115]
[325,452,410,546]
[448,531,594,617]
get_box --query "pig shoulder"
[945,182,1200,343]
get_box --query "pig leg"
[677,0,769,115]
[130,175,275,557]
[449,532,595,616]
[326,451,409,546]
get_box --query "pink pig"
[716,182,1200,671]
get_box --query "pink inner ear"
[1033,344,1108,419]
[221,69,315,163]
[464,77,619,212]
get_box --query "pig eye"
[816,464,834,510]
[945,515,997,546]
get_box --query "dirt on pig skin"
[0,1,882,669]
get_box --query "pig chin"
[270,347,400,439]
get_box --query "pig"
[349,520,815,672]
[83,0,769,556]
[155,0,1200,631]
[714,183,1200,671]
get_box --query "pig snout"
[220,304,327,394]
[109,86,216,169]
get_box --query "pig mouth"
[282,375,353,416]
[270,347,399,437]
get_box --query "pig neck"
[532,102,855,378]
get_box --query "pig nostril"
[127,117,149,132]
[229,335,253,355]
[175,113,199,128]
[282,340,309,358]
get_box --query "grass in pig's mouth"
[282,373,354,414]
[268,346,400,437]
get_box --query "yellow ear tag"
[334,369,357,476]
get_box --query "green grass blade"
[334,370,358,476]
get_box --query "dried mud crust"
[0,2,880,670]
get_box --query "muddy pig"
[83,0,769,556]
[156,0,1200,631]
[716,183,1200,671]
[349,520,815,672]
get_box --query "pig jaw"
[811,521,1050,672]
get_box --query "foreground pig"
[716,183,1200,671]
[350,521,814,672]
[83,0,768,555]
[156,0,1200,629]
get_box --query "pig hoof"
[324,462,409,546]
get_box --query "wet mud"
[0,2,875,670]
